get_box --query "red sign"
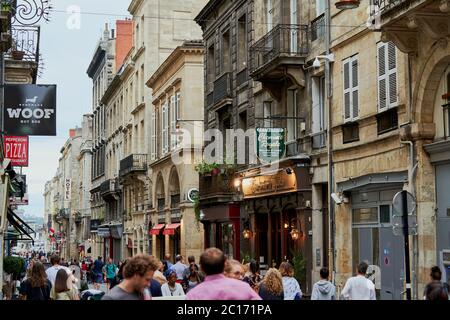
[4,136,29,167]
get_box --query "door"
[379,227,404,300]
[255,212,269,266]
[436,164,450,272]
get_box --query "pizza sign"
[4,136,29,167]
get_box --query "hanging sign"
[4,84,57,136]
[4,136,29,167]
[256,128,286,163]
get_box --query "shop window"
[377,107,398,135]
[342,122,359,144]
[353,207,378,224]
[379,205,391,224]
[221,223,234,259]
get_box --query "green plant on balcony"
[195,161,220,175]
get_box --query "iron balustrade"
[311,14,325,42]
[213,72,232,104]
[249,24,309,75]
[100,178,119,195]
[119,154,147,177]
[370,0,414,15]
[236,68,248,87]
[311,131,327,149]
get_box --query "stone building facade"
[147,40,205,261]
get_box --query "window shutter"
[387,42,398,106]
[161,105,167,154]
[151,108,157,160]
[343,59,351,121]
[377,42,387,111]
[176,92,181,147]
[170,95,176,150]
[164,104,169,154]
[352,58,359,119]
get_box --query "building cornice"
[128,0,144,15]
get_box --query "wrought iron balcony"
[311,14,325,42]
[199,172,235,204]
[250,24,309,82]
[56,209,70,220]
[370,0,431,21]
[119,154,147,177]
[100,178,121,201]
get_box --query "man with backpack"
[104,258,117,292]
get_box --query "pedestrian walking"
[109,259,127,290]
[184,263,204,293]
[153,260,167,285]
[19,261,52,301]
[149,278,163,297]
[186,248,261,300]
[423,266,449,300]
[279,262,302,300]
[258,268,284,300]
[92,256,104,290]
[311,267,336,300]
[340,261,376,300]
[45,255,71,287]
[50,269,79,300]
[172,255,187,283]
[243,260,263,292]
[104,258,118,292]
[163,253,174,278]
[161,271,185,297]
[102,254,159,300]
[224,259,245,280]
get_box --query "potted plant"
[11,41,25,61]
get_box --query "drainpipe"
[400,53,419,300]
[325,0,336,287]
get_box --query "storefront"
[239,161,312,292]
[97,224,123,263]
[201,204,241,260]
[337,171,408,300]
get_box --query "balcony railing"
[171,208,181,222]
[311,14,325,42]
[100,178,119,195]
[370,0,418,16]
[119,154,147,177]
[199,173,234,202]
[56,209,70,220]
[213,72,232,104]
[311,131,327,150]
[158,211,166,224]
[250,24,309,76]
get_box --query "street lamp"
[312,54,335,68]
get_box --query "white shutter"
[161,104,167,155]
[151,108,157,160]
[387,42,398,106]
[343,59,351,121]
[352,58,359,119]
[170,95,176,150]
[176,92,181,147]
[378,41,397,111]
[165,104,170,153]
[343,55,359,121]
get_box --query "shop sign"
[242,169,297,198]
[97,227,110,238]
[4,136,29,167]
[4,84,57,136]
[256,128,285,163]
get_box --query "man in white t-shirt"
[340,261,376,300]
[46,254,72,287]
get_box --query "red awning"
[163,223,181,236]
[149,224,165,235]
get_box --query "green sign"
[256,128,286,163]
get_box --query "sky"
[22,1,131,217]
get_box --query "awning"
[163,223,181,236]
[5,208,35,244]
[149,224,165,235]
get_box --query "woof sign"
[4,136,29,167]
[4,84,57,136]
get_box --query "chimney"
[103,23,109,40]
[111,28,115,39]
[69,129,76,138]
[115,20,133,72]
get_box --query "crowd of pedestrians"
[8,248,450,301]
